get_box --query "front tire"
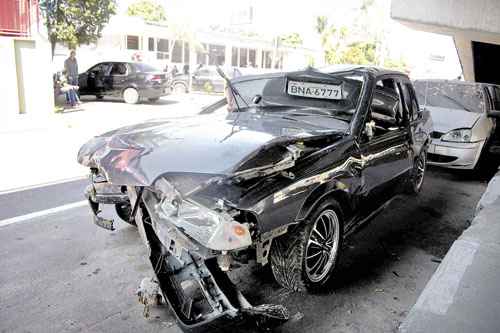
[115,202,136,226]
[406,149,426,194]
[123,87,139,104]
[269,201,343,292]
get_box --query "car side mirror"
[487,109,500,118]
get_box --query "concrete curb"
[400,169,500,333]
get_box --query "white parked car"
[414,80,500,169]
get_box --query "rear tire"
[269,200,343,292]
[123,87,139,104]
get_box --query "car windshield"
[134,63,159,73]
[227,71,365,122]
[414,81,484,113]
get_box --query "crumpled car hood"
[77,110,347,186]
[427,106,481,133]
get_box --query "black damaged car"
[77,66,432,330]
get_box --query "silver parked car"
[414,80,500,169]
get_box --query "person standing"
[64,50,79,86]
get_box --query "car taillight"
[150,74,162,82]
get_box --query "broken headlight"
[154,178,252,251]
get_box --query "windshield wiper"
[215,66,249,112]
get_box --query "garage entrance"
[472,41,500,85]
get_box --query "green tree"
[279,33,303,48]
[339,42,376,65]
[127,0,166,22]
[315,16,328,35]
[40,0,116,57]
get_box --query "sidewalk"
[400,169,500,333]
[0,94,219,192]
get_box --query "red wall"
[0,0,36,37]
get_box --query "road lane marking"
[0,176,87,196]
[0,200,88,228]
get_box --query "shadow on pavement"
[79,96,179,106]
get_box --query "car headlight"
[154,178,252,251]
[441,129,472,143]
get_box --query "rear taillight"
[149,74,162,83]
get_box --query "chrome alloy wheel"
[414,151,426,191]
[305,209,341,283]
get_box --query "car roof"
[320,64,407,77]
[231,65,408,84]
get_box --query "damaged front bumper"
[134,184,288,330]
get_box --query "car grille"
[430,131,444,139]
[427,153,457,163]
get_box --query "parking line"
[0,200,88,228]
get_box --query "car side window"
[90,63,112,75]
[490,86,500,110]
[400,82,419,121]
[110,63,127,76]
[369,78,404,136]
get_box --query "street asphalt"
[0,166,489,333]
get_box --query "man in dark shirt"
[64,50,79,86]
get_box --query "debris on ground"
[137,277,162,318]
[289,311,304,322]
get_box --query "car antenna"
[215,66,249,112]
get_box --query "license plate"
[287,80,342,100]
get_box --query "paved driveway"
[0,94,220,192]
[0,167,488,333]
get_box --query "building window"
[184,42,190,63]
[197,43,208,65]
[157,38,169,59]
[239,47,248,67]
[127,35,140,50]
[148,37,155,51]
[249,49,256,67]
[231,47,238,66]
[262,50,272,68]
[171,41,183,63]
[231,47,257,67]
[208,44,225,66]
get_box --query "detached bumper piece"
[150,250,289,331]
[85,181,131,231]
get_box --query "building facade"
[0,0,54,127]
[64,15,320,74]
